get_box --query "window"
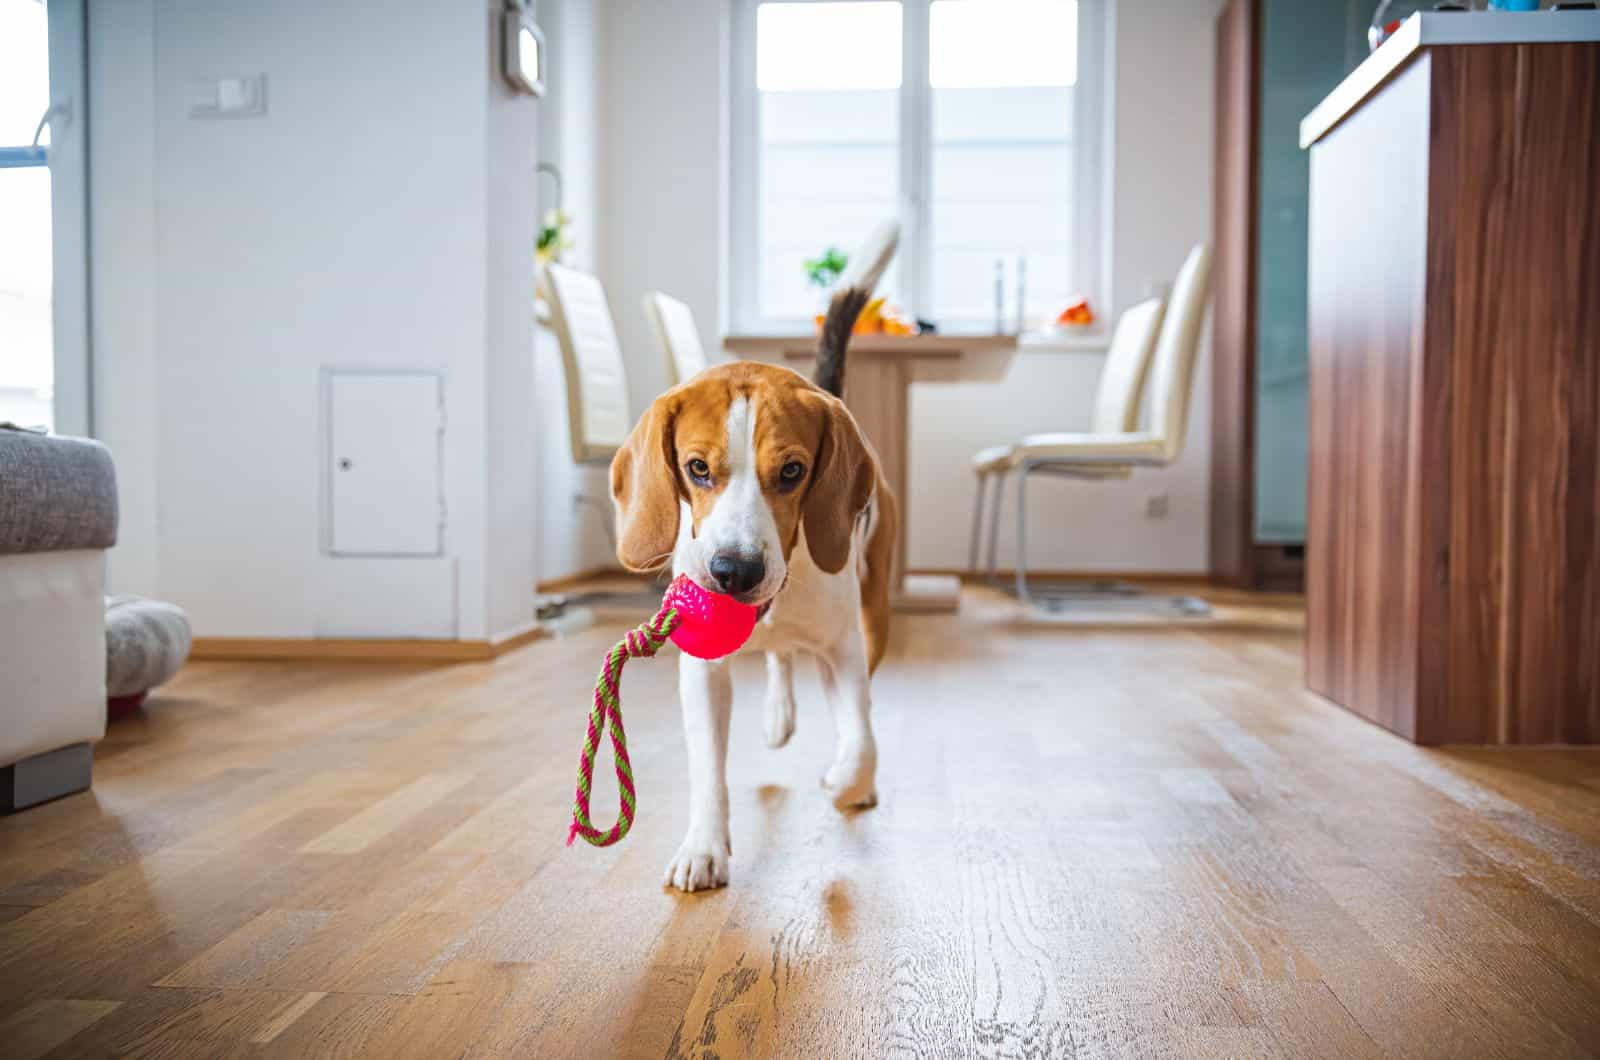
[1,0,55,430]
[732,0,1104,334]
[749,2,904,323]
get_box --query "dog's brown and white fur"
[610,289,894,891]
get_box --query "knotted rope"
[566,605,680,847]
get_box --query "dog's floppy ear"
[802,395,875,574]
[610,396,680,572]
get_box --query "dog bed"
[106,595,192,718]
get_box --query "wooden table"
[1300,13,1600,744]
[724,333,1019,612]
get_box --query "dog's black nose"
[708,553,765,597]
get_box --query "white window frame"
[729,0,1108,335]
[49,0,91,436]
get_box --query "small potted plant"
[537,208,574,266]
[803,246,849,290]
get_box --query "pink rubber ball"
[663,574,759,660]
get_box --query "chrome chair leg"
[986,469,1007,581]
[1014,461,1032,604]
[1003,459,1210,616]
[967,472,989,574]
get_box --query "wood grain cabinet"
[1300,16,1600,744]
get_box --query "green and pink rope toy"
[566,574,759,848]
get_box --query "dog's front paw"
[664,835,730,893]
[822,753,878,811]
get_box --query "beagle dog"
[610,288,895,891]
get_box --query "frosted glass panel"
[1253,0,1367,542]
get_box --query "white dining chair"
[643,291,710,388]
[969,242,1214,613]
[543,263,634,467]
[538,264,664,612]
[969,293,1167,572]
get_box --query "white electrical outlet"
[1144,492,1169,519]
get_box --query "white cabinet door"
[326,371,444,556]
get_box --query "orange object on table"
[814,296,917,337]
[1056,296,1095,327]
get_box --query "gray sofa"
[0,425,119,811]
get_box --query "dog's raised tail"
[813,285,871,399]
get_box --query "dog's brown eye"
[780,461,806,484]
[686,459,711,483]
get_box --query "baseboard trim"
[191,623,545,664]
[487,618,544,654]
[535,565,630,593]
[914,568,1209,586]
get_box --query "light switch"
[190,75,268,118]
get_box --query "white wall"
[541,0,603,282]
[534,0,615,581]
[592,0,1220,575]
[485,2,541,634]
[602,0,729,419]
[91,0,541,639]
[531,0,733,584]
[88,0,159,597]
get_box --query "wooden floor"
[3,587,1599,1058]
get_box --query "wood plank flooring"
[2,587,1598,1057]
